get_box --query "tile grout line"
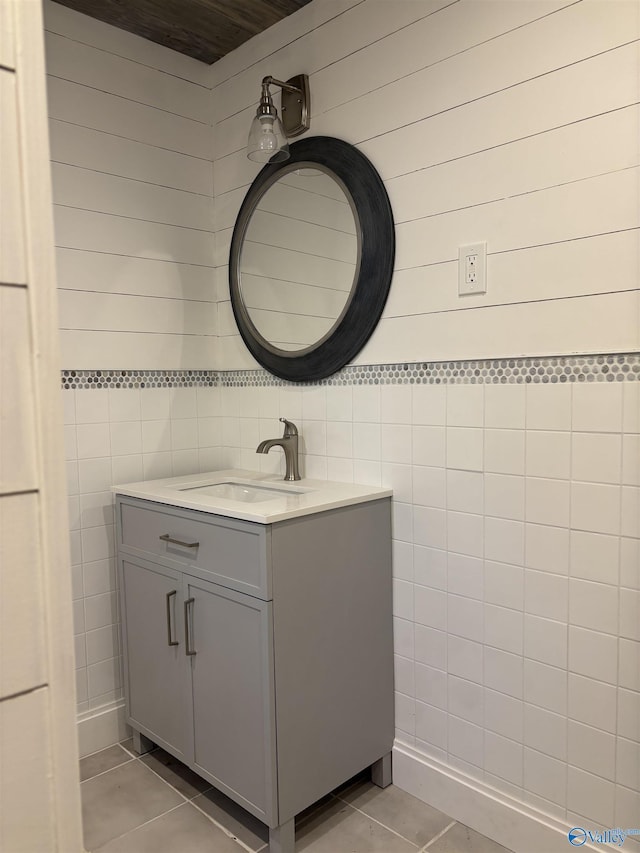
[93,802,187,852]
[330,792,422,850]
[134,754,192,805]
[86,746,256,853]
[420,820,457,851]
[188,795,261,853]
[80,756,135,783]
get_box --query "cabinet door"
[120,557,189,759]
[185,576,276,824]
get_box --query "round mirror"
[239,167,359,352]
[230,137,394,382]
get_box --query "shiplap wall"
[1,0,83,847]
[44,0,217,369]
[211,0,640,368]
[42,2,225,727]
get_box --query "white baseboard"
[392,742,603,853]
[77,700,130,758]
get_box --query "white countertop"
[113,469,392,524]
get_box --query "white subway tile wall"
[207,376,637,828]
[71,374,640,816]
[65,385,222,713]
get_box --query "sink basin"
[177,481,307,503]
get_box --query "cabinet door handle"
[166,590,179,646]
[184,597,196,656]
[159,534,199,549]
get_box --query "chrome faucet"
[256,418,301,481]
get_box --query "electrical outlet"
[458,242,487,296]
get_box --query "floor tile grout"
[134,755,192,805]
[119,744,262,852]
[80,756,135,784]
[420,820,457,851]
[331,792,422,850]
[81,744,125,761]
[94,802,187,852]
[188,795,262,853]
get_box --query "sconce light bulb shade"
[247,113,290,163]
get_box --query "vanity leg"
[371,751,392,788]
[269,818,295,853]
[131,729,155,756]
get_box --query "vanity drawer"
[117,498,270,599]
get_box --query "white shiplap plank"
[384,230,640,319]
[364,40,640,183]
[0,287,37,492]
[217,299,236,337]
[359,291,640,366]
[395,168,640,270]
[58,291,217,336]
[45,30,210,123]
[215,187,247,233]
[0,492,46,699]
[388,105,640,226]
[49,119,213,195]
[311,0,573,117]
[217,332,261,370]
[214,149,261,199]
[0,70,25,284]
[325,0,640,153]
[215,0,640,158]
[0,0,14,69]
[59,329,217,370]
[53,206,214,267]
[212,0,454,122]
[215,40,640,198]
[47,76,211,160]
[214,266,228,304]
[43,0,210,86]
[0,689,54,853]
[55,248,216,302]
[216,229,232,268]
[51,162,214,232]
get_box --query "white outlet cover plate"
[458,242,487,296]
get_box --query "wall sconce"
[247,74,310,163]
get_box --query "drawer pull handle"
[166,590,179,647]
[159,534,199,549]
[184,598,196,656]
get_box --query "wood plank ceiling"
[55,0,314,64]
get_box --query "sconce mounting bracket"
[280,74,310,137]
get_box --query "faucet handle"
[279,417,298,437]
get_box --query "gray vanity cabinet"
[120,556,189,762]
[116,493,393,851]
[185,574,276,820]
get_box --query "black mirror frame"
[229,136,395,382]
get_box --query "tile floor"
[81,740,513,853]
